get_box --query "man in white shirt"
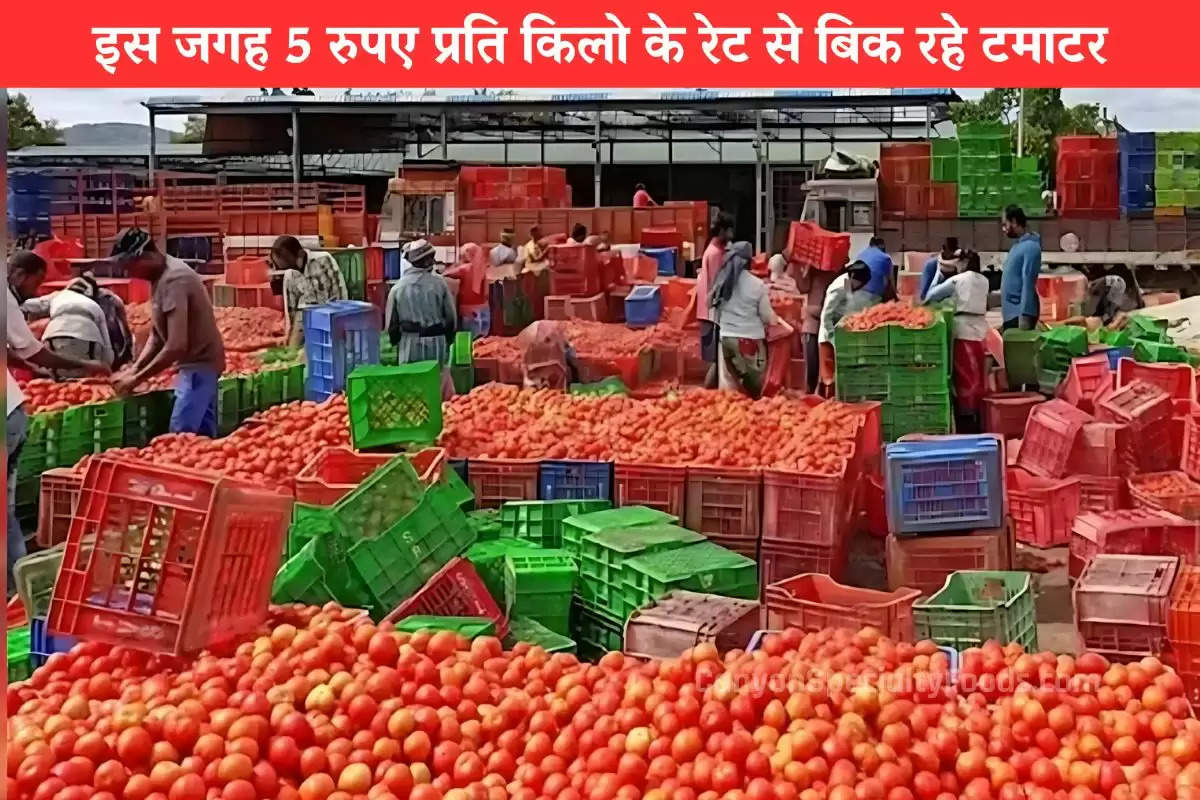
[922,250,990,432]
[6,252,109,593]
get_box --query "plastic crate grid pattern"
[383,557,509,638]
[573,601,624,656]
[1169,567,1200,697]
[59,400,126,468]
[35,468,82,548]
[304,301,381,400]
[886,528,1011,597]
[16,411,61,480]
[1016,400,1092,478]
[560,505,678,559]
[503,550,576,633]
[576,524,703,622]
[468,458,540,509]
[764,573,920,642]
[466,537,540,602]
[539,460,615,502]
[914,571,1037,652]
[1129,471,1200,520]
[346,361,444,448]
[498,499,611,548]
[613,462,687,518]
[618,542,758,621]
[885,437,1003,534]
[1007,470,1082,548]
[684,467,763,546]
[1074,554,1178,629]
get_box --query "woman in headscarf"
[922,250,990,432]
[516,320,580,390]
[708,241,781,398]
[443,243,491,337]
[21,274,115,378]
[385,239,458,397]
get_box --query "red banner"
[1,0,1194,87]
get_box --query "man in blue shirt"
[918,237,959,301]
[855,237,896,301]
[1000,205,1042,330]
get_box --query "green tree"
[7,92,62,149]
[171,115,206,144]
[949,89,1110,185]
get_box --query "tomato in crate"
[764,573,921,642]
[294,447,444,506]
[48,457,292,656]
[1128,471,1200,520]
[1007,467,1081,548]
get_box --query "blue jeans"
[170,365,219,437]
[7,405,29,597]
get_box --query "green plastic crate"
[466,537,540,602]
[13,546,64,620]
[1003,329,1042,387]
[570,377,629,396]
[347,362,444,448]
[393,615,496,637]
[1012,156,1040,174]
[451,365,474,395]
[466,508,502,541]
[438,463,475,510]
[237,373,259,419]
[504,550,575,634]
[835,366,888,403]
[504,615,576,654]
[16,411,61,480]
[1098,328,1133,347]
[1127,315,1170,344]
[882,399,952,441]
[327,454,427,542]
[281,362,307,402]
[931,156,958,183]
[122,391,172,448]
[833,325,889,367]
[931,138,959,158]
[500,499,612,548]
[288,504,335,560]
[452,331,473,366]
[889,318,949,368]
[271,538,339,607]
[561,505,678,558]
[1038,369,1066,395]
[888,366,950,405]
[578,524,704,619]
[330,248,368,300]
[620,542,758,620]
[957,122,1010,154]
[217,376,242,435]
[59,399,126,468]
[1133,339,1190,364]
[258,367,286,410]
[8,625,33,683]
[914,571,1038,651]
[1158,189,1186,207]
[1041,325,1088,355]
[572,602,624,656]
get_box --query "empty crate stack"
[1074,554,1178,662]
[457,166,569,210]
[1056,136,1119,219]
[957,122,1045,218]
[1154,132,1200,215]
[879,142,932,220]
[1119,132,1156,216]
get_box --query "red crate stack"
[1097,380,1175,473]
[1056,135,1119,219]
[880,142,932,221]
[927,183,958,219]
[684,467,762,558]
[1168,566,1200,704]
[1016,399,1094,478]
[458,166,569,210]
[547,243,602,297]
[1069,509,1200,582]
[48,457,292,657]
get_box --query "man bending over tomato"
[109,228,227,436]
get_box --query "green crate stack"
[834,366,888,403]
[281,362,307,402]
[889,365,951,406]
[347,362,444,448]
[499,499,612,548]
[889,317,949,368]
[258,367,286,410]
[504,615,576,654]
[561,505,678,559]
[504,550,576,635]
[466,537,540,602]
[833,325,889,367]
[122,390,173,448]
[1133,339,1190,364]
[620,542,758,621]
[931,138,958,183]
[883,400,953,442]
[393,616,496,637]
[451,331,474,394]
[576,524,704,625]
[217,376,242,435]
[573,601,624,658]
[238,373,260,419]
[1038,326,1089,372]
[330,248,368,301]
[16,411,61,480]
[466,508,502,541]
[914,571,1038,652]
[59,399,125,468]
[1154,132,1200,209]
[878,319,952,439]
[8,625,33,683]
[1128,315,1170,344]
[954,122,1046,218]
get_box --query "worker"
[570,223,588,244]
[384,239,457,397]
[521,226,547,265]
[20,275,115,378]
[516,321,580,390]
[918,238,960,301]
[695,215,734,389]
[270,235,350,346]
[7,251,110,593]
[708,241,782,398]
[767,253,800,293]
[816,261,875,398]
[108,228,226,436]
[922,250,990,433]
[88,272,135,370]
[632,183,657,207]
[1000,205,1043,330]
[583,231,608,250]
[443,243,491,337]
[1063,274,1142,330]
[490,230,518,266]
[855,236,897,301]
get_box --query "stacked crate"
[1056,136,1120,219]
[879,142,932,221]
[1154,132,1200,215]
[1168,566,1200,703]
[1074,554,1178,662]
[955,123,1045,218]
[1119,132,1156,216]
[457,166,569,210]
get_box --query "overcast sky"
[12,88,1200,131]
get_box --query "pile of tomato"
[440,385,861,473]
[1130,472,1200,499]
[474,322,696,364]
[8,605,1200,800]
[842,303,935,333]
[127,305,285,352]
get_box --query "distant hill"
[60,123,175,146]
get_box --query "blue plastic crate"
[304,301,381,401]
[29,617,76,667]
[383,246,403,280]
[539,460,614,502]
[1105,346,1134,370]
[641,247,678,277]
[624,285,663,328]
[884,435,1004,534]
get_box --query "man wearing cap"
[270,235,350,346]
[109,228,226,436]
[384,239,458,397]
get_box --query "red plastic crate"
[213,282,283,311]
[983,392,1045,440]
[8,595,27,630]
[466,458,540,509]
[542,295,571,321]
[760,541,847,586]
[885,524,1013,596]
[1074,554,1177,661]
[1007,467,1081,548]
[880,152,932,185]
[614,462,687,518]
[1069,509,1200,581]
[1015,399,1093,478]
[1097,380,1172,430]
[1169,567,1200,678]
[765,573,921,640]
[568,292,609,322]
[928,183,957,219]
[639,227,684,250]
[881,184,930,221]
[365,246,383,282]
[1058,135,1118,155]
[785,222,851,272]
[684,466,762,548]
[48,457,292,656]
[1183,413,1200,483]
[762,465,854,548]
[382,557,508,639]
[1117,359,1194,401]
[1060,354,1111,413]
[1078,475,1127,513]
[36,467,83,548]
[1068,421,1134,477]
[863,472,888,539]
[1129,471,1200,520]
[224,255,269,286]
[295,448,398,506]
[623,255,658,284]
